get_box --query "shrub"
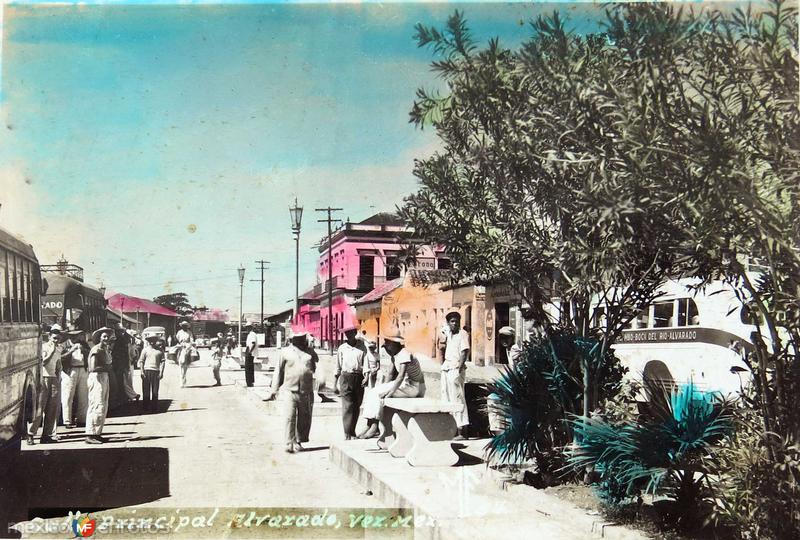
[569,381,733,532]
[484,327,626,472]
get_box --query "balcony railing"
[312,276,345,297]
[356,275,387,291]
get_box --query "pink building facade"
[293,213,451,348]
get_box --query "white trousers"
[85,372,110,436]
[60,367,88,425]
[123,367,139,399]
[362,380,425,420]
[441,368,469,427]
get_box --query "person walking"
[244,326,258,387]
[60,329,90,429]
[358,334,425,439]
[440,311,470,440]
[210,333,225,386]
[175,321,194,387]
[334,325,368,440]
[86,327,114,444]
[226,330,235,357]
[27,324,65,445]
[137,335,165,413]
[265,330,318,453]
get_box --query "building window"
[437,258,452,270]
[386,257,401,280]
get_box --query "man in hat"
[498,326,523,370]
[265,330,318,453]
[210,332,225,386]
[27,324,65,444]
[111,322,138,402]
[175,321,194,387]
[440,310,470,440]
[358,333,425,439]
[334,324,369,439]
[60,329,90,429]
[138,335,165,412]
[86,327,114,444]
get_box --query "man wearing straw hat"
[138,335,166,412]
[358,333,425,439]
[175,321,194,387]
[27,324,65,445]
[60,329,90,429]
[86,327,114,444]
[334,323,368,440]
[265,329,318,453]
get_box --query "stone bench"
[378,398,461,467]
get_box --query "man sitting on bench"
[357,334,425,439]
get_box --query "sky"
[0,1,744,316]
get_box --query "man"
[498,326,523,370]
[265,330,318,453]
[175,321,194,387]
[244,326,258,387]
[86,327,114,444]
[334,325,369,439]
[60,329,90,429]
[358,334,425,439]
[226,330,235,357]
[28,324,64,445]
[111,323,138,402]
[210,333,225,386]
[138,335,165,412]
[440,310,470,440]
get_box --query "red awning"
[105,292,179,317]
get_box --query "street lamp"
[289,198,303,326]
[238,266,245,360]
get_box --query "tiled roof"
[351,277,405,306]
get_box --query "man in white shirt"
[28,324,65,445]
[175,321,195,387]
[440,311,470,440]
[244,327,258,387]
[334,325,370,440]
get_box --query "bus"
[0,226,41,457]
[40,270,107,335]
[609,278,759,396]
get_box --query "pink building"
[293,213,451,348]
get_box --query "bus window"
[32,266,40,322]
[635,308,650,329]
[10,254,19,321]
[0,248,6,322]
[677,298,699,326]
[653,301,674,328]
[23,260,31,322]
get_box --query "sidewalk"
[330,438,649,540]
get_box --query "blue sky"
[0,1,734,316]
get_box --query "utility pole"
[252,260,270,332]
[316,207,342,354]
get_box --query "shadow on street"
[1,445,170,535]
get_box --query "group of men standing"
[27,324,126,445]
[323,309,473,443]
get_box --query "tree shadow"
[1,446,170,536]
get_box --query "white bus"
[610,278,759,396]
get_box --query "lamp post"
[289,198,303,327]
[238,266,245,360]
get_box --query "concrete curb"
[329,442,651,540]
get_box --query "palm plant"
[569,380,733,531]
[484,327,625,468]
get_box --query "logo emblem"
[71,514,96,537]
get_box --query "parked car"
[195,334,210,348]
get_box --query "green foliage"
[484,327,625,467]
[709,407,800,539]
[152,292,193,316]
[569,382,733,531]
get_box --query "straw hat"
[92,327,114,344]
[498,326,516,337]
[381,333,405,346]
[49,323,63,334]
